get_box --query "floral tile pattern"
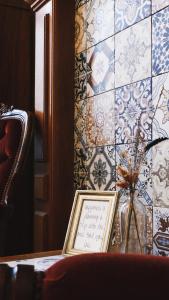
[152,72,169,109]
[75,0,89,10]
[115,17,151,88]
[75,51,88,79]
[86,0,115,48]
[152,0,169,13]
[153,207,169,255]
[75,4,87,53]
[86,90,115,147]
[74,172,88,191]
[75,76,87,102]
[115,110,153,144]
[87,36,115,97]
[151,139,169,207]
[152,6,169,76]
[115,78,152,116]
[152,73,169,138]
[115,0,151,33]
[74,147,87,174]
[152,106,169,139]
[74,99,87,149]
[85,146,116,190]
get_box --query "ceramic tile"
[153,207,169,255]
[152,106,169,139]
[151,139,169,207]
[75,76,87,102]
[115,0,151,33]
[75,0,89,10]
[152,6,169,76]
[86,0,114,48]
[115,109,153,144]
[74,148,87,174]
[75,4,87,53]
[152,73,169,139]
[75,51,88,79]
[115,78,152,116]
[74,99,87,149]
[85,146,116,190]
[115,17,151,88]
[152,0,169,13]
[74,172,88,191]
[152,72,169,109]
[87,36,115,97]
[146,206,153,254]
[86,90,115,147]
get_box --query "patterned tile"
[75,4,87,53]
[115,110,153,144]
[152,0,169,13]
[75,51,88,79]
[152,72,169,109]
[115,0,151,33]
[152,6,169,76]
[86,0,115,48]
[115,17,151,88]
[152,139,169,207]
[85,146,116,190]
[146,206,153,254]
[75,0,89,10]
[153,207,169,255]
[74,99,87,149]
[152,106,169,139]
[74,172,88,191]
[74,147,87,174]
[75,76,87,102]
[86,90,115,147]
[152,73,169,139]
[115,78,152,116]
[87,36,115,97]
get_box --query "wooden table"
[0,249,62,262]
[0,250,62,300]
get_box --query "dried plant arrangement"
[116,85,167,253]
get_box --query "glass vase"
[120,190,147,254]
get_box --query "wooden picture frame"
[62,190,118,256]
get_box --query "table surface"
[0,249,62,262]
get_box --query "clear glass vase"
[120,190,147,254]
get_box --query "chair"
[0,104,33,256]
[43,253,169,300]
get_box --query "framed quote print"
[62,190,118,256]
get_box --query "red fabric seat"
[43,252,169,300]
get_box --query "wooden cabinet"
[31,0,75,251]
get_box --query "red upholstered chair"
[43,253,169,300]
[0,105,33,256]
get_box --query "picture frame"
[62,190,119,256]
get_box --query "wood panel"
[0,4,34,111]
[34,211,48,252]
[34,0,52,252]
[49,0,75,250]
[32,0,74,252]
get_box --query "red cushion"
[43,253,169,300]
[0,119,21,201]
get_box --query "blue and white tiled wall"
[74,0,169,255]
